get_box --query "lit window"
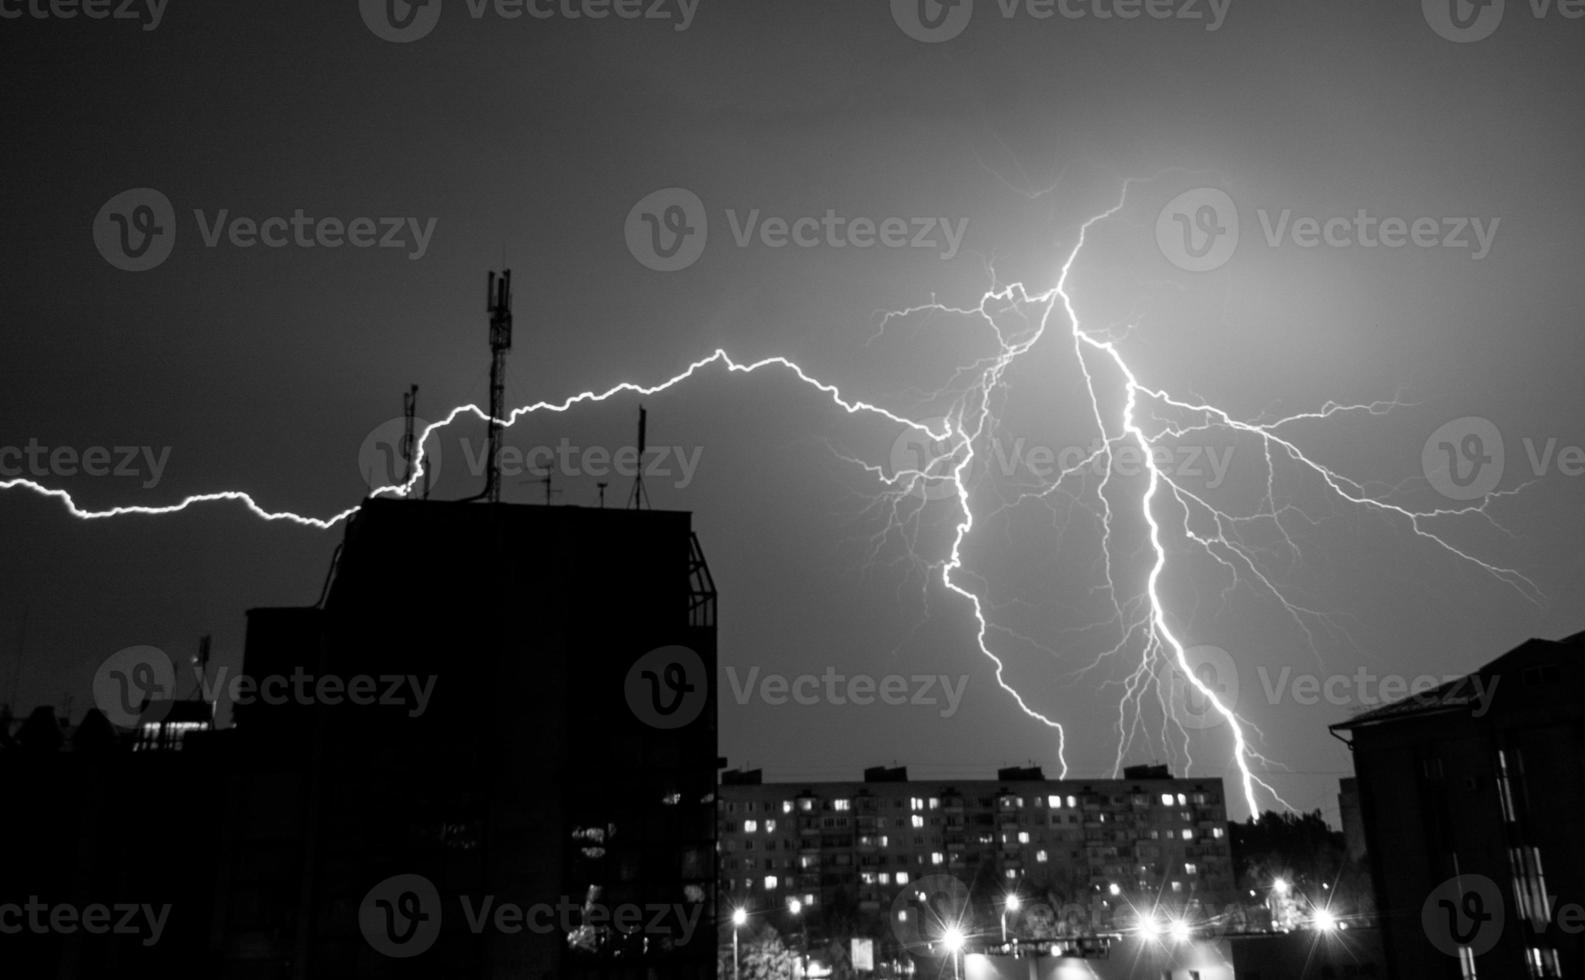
[1181,829,1193,841]
[929,798,940,809]
[1036,850,1049,863]
[896,871,910,885]
[744,820,758,833]
[1048,795,1061,808]
[783,800,793,814]
[804,893,816,907]
[1005,868,1017,879]
[765,876,779,890]
[1212,828,1224,839]
[1177,793,1187,806]
[861,872,876,885]
[912,815,925,829]
[879,835,890,847]
[931,852,945,866]
[1161,794,1174,806]
[911,797,925,811]
[1068,796,1077,808]
[880,872,891,884]
[1018,832,1030,844]
[765,819,776,833]
[834,799,851,811]
[1186,863,1198,876]
[1171,881,1183,893]
[799,798,814,812]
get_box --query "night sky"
[3,0,1583,821]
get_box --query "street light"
[1272,878,1290,896]
[1313,909,1338,932]
[1002,892,1021,944]
[732,908,748,980]
[942,926,965,980]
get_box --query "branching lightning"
[2,179,1539,816]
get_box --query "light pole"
[787,898,804,977]
[1002,892,1021,946]
[732,907,747,980]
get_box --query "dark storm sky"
[3,0,1583,821]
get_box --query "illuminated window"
[1036,850,1049,863]
[1068,795,1077,808]
[765,876,779,890]
[1171,881,1183,893]
[861,872,876,885]
[911,797,925,811]
[931,852,945,866]
[765,819,776,833]
[1005,868,1017,879]
[1048,795,1061,808]
[834,799,851,811]
[1018,832,1031,844]
[880,872,892,884]
[1177,793,1187,806]
[782,800,793,813]
[1212,828,1225,839]
[804,893,816,907]
[912,815,925,829]
[929,797,940,809]
[798,798,814,812]
[896,871,910,885]
[1181,829,1193,841]
[879,835,890,847]
[1186,863,1199,876]
[744,820,758,833]
[1161,794,1174,806]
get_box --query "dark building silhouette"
[214,498,719,978]
[1331,631,1585,980]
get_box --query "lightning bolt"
[2,178,1538,816]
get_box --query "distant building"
[716,763,1235,959]
[1331,631,1585,980]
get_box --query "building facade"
[1332,631,1585,980]
[717,764,1234,955]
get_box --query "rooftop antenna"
[533,470,561,506]
[627,405,651,510]
[401,384,431,499]
[472,269,513,504]
[596,482,608,508]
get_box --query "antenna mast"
[483,270,513,504]
[628,405,650,510]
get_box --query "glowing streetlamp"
[1272,878,1290,896]
[1313,909,1338,932]
[732,908,748,980]
[1001,892,1021,944]
[942,926,965,980]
